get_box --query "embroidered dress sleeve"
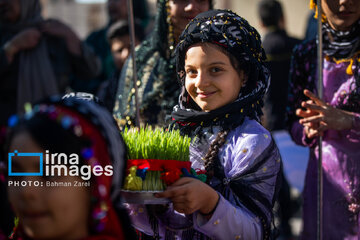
[125,204,154,236]
[287,41,318,147]
[113,56,132,120]
[193,123,282,240]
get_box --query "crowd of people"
[0,0,359,239]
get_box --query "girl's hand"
[155,177,219,215]
[296,89,354,138]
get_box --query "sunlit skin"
[154,43,247,216]
[8,131,91,240]
[169,0,210,44]
[296,1,359,138]
[184,43,246,112]
[296,89,354,138]
[111,34,140,70]
[322,0,360,31]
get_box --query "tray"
[120,190,170,204]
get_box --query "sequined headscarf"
[172,9,271,134]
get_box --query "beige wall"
[230,0,311,39]
[41,0,312,40]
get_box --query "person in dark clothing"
[258,0,301,238]
[304,11,318,41]
[72,0,149,94]
[0,0,101,169]
[97,20,145,112]
[258,0,301,131]
[0,0,101,126]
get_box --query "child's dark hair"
[258,0,284,27]
[107,20,145,44]
[203,129,229,178]
[5,115,88,159]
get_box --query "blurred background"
[41,0,311,39]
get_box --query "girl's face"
[8,131,91,240]
[169,0,210,35]
[111,34,140,70]
[322,0,360,31]
[185,43,246,112]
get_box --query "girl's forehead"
[9,131,42,153]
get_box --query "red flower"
[161,168,182,186]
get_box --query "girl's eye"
[186,69,197,76]
[210,67,222,73]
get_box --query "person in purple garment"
[286,0,360,239]
[127,10,282,239]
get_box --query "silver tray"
[120,190,170,204]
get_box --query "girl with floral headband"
[286,0,360,239]
[127,9,282,240]
[5,96,135,240]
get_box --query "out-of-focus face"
[169,0,210,38]
[185,43,246,112]
[111,34,140,70]
[0,0,21,23]
[107,0,128,23]
[322,0,360,31]
[8,131,91,240]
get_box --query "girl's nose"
[194,72,210,88]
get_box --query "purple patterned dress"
[127,118,281,239]
[287,39,360,239]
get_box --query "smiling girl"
[128,10,282,240]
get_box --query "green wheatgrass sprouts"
[122,127,192,191]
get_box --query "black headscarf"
[171,9,271,135]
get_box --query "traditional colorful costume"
[128,10,282,240]
[287,5,360,239]
[7,95,134,240]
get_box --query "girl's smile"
[185,43,246,112]
[322,0,360,31]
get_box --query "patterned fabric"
[8,96,127,240]
[171,9,270,136]
[128,119,281,239]
[322,20,360,59]
[287,25,360,240]
[113,0,212,128]
[166,9,279,239]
